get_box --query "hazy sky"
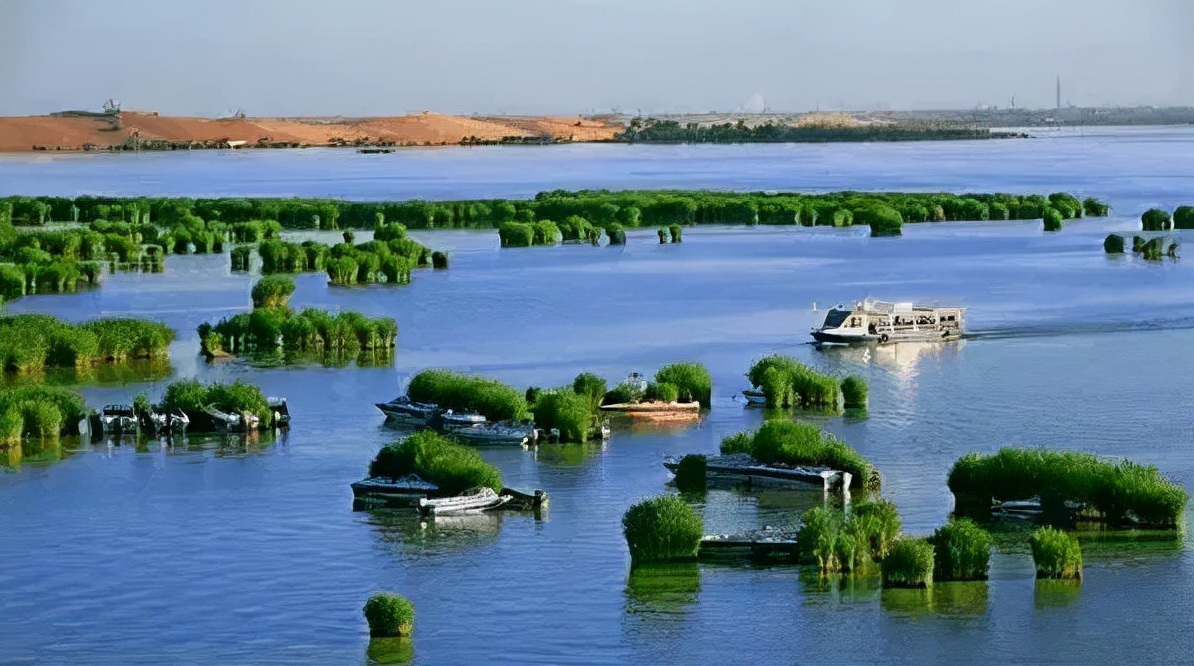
[2,0,1191,117]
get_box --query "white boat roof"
[854,298,964,313]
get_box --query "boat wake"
[963,316,1194,342]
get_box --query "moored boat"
[418,487,512,516]
[741,389,767,406]
[445,420,535,446]
[206,407,260,433]
[811,298,964,345]
[100,404,138,434]
[146,408,189,436]
[268,397,291,428]
[601,400,701,421]
[663,453,852,493]
[375,396,439,425]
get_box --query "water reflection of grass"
[532,442,604,466]
[1033,579,1082,609]
[366,636,414,664]
[982,520,1185,560]
[800,570,882,606]
[0,357,173,388]
[625,562,701,615]
[231,348,394,370]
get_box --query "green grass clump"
[533,388,594,443]
[363,593,415,637]
[571,372,607,413]
[947,448,1188,528]
[840,376,867,409]
[0,386,89,439]
[1140,208,1172,231]
[721,421,874,489]
[368,431,502,494]
[881,538,935,588]
[622,495,703,563]
[667,223,683,243]
[407,369,527,421]
[856,205,903,237]
[929,518,991,581]
[1030,527,1082,580]
[1043,208,1064,232]
[0,313,171,373]
[203,305,396,358]
[654,362,711,408]
[499,222,534,247]
[81,318,174,361]
[1103,234,1125,254]
[604,223,626,245]
[797,500,901,574]
[250,275,295,309]
[1082,197,1110,217]
[160,379,272,430]
[673,454,707,494]
[1174,205,1194,230]
[747,355,842,411]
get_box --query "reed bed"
[947,448,1187,528]
[160,379,272,430]
[747,355,845,411]
[654,362,711,408]
[406,369,528,422]
[881,538,936,588]
[622,495,703,563]
[1030,527,1083,580]
[368,431,502,494]
[797,500,902,574]
[0,385,89,442]
[720,420,875,489]
[0,313,172,373]
[929,518,992,581]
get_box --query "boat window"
[822,310,851,328]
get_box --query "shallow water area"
[1,129,1193,664]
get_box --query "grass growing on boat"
[363,593,415,637]
[722,420,874,489]
[747,355,843,411]
[881,538,935,588]
[407,369,528,422]
[0,313,173,374]
[533,388,594,443]
[947,448,1188,528]
[674,454,707,494]
[622,495,703,563]
[160,379,272,430]
[929,518,992,581]
[250,275,295,309]
[368,431,502,494]
[840,376,867,409]
[1030,527,1082,580]
[654,362,712,408]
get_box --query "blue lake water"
[1,129,1192,664]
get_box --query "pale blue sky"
[2,0,1191,117]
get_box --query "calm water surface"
[1,130,1192,665]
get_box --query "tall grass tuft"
[1140,208,1172,231]
[622,495,703,563]
[533,389,594,443]
[929,518,992,581]
[722,420,873,489]
[798,500,901,574]
[654,362,711,408]
[1030,527,1082,580]
[0,386,88,439]
[881,538,935,588]
[251,275,295,309]
[747,355,843,411]
[363,593,415,637]
[368,431,502,494]
[1043,208,1064,232]
[840,376,867,409]
[407,369,527,421]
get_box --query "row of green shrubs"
[1103,233,1179,260]
[0,385,90,443]
[198,276,397,358]
[233,224,443,284]
[947,447,1188,527]
[747,354,865,411]
[1140,205,1194,231]
[0,313,174,374]
[160,379,273,431]
[720,420,876,490]
[368,430,502,494]
[3,191,1110,233]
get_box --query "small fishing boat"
[811,298,965,345]
[268,397,291,428]
[418,487,512,516]
[146,408,189,436]
[206,407,260,433]
[100,404,138,434]
[741,389,767,406]
[663,453,852,493]
[436,409,487,427]
[375,396,439,425]
[446,420,535,446]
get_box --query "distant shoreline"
[0,106,1190,154]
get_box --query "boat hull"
[812,329,961,345]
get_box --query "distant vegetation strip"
[232,226,441,284]
[614,117,1025,143]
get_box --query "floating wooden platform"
[601,401,701,421]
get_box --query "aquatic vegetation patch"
[250,275,295,308]
[160,379,272,431]
[532,388,594,443]
[368,431,502,494]
[929,518,992,581]
[947,448,1188,528]
[881,538,935,588]
[797,500,902,574]
[0,313,172,374]
[1030,527,1082,580]
[0,385,89,442]
[840,376,868,409]
[1103,234,1125,254]
[363,593,414,637]
[653,362,711,408]
[1082,197,1110,217]
[1042,208,1064,232]
[1173,205,1194,229]
[722,420,874,489]
[747,355,845,411]
[1140,208,1172,231]
[407,369,528,422]
[622,495,703,563]
[854,205,903,237]
[673,454,707,494]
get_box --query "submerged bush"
[1174,205,1194,230]
[654,362,711,408]
[1043,208,1064,232]
[604,223,626,245]
[798,500,901,574]
[856,206,903,237]
[622,495,703,563]
[747,355,843,411]
[722,420,874,489]
[668,224,683,243]
[674,454,707,494]
[947,448,1187,528]
[499,222,534,247]
[407,369,528,421]
[363,593,415,637]
[881,538,935,588]
[1030,527,1082,580]
[1103,234,1125,254]
[431,251,449,269]
[251,275,295,308]
[368,431,502,494]
[1082,197,1110,217]
[841,376,867,409]
[1140,208,1172,231]
[929,519,991,581]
